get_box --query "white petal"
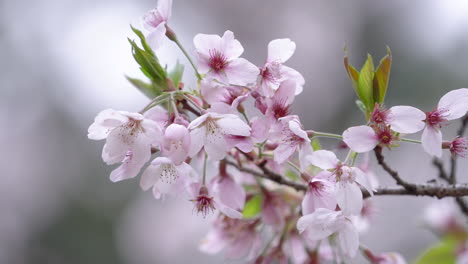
[298,142,313,171]
[438,88,468,120]
[337,220,359,258]
[280,66,305,95]
[274,143,296,164]
[220,30,244,60]
[214,200,243,219]
[306,150,339,170]
[188,126,206,157]
[353,167,374,195]
[387,106,426,134]
[88,109,128,140]
[147,23,167,50]
[216,115,251,136]
[188,113,210,130]
[193,33,222,58]
[336,182,363,216]
[289,119,309,141]
[204,129,228,160]
[213,176,246,210]
[296,208,342,240]
[157,0,172,20]
[199,230,227,254]
[422,126,442,157]
[140,164,159,191]
[343,126,379,153]
[267,38,296,63]
[224,58,260,86]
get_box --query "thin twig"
[225,159,468,198]
[373,147,416,191]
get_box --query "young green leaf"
[242,194,263,219]
[357,54,375,112]
[130,25,156,57]
[311,138,322,151]
[414,236,457,264]
[344,48,360,92]
[373,47,392,104]
[128,39,167,87]
[126,76,160,99]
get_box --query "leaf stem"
[400,138,422,144]
[172,38,202,81]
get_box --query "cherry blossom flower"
[343,125,397,153]
[199,215,262,260]
[140,157,195,199]
[370,104,426,134]
[160,123,190,165]
[306,150,373,215]
[261,192,289,229]
[421,88,468,157]
[423,199,466,234]
[194,31,259,85]
[271,115,312,170]
[188,112,251,160]
[88,109,161,182]
[265,80,296,122]
[446,137,468,158]
[189,182,244,219]
[297,208,360,258]
[259,39,305,97]
[143,0,172,49]
[301,172,337,215]
[364,249,407,264]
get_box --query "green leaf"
[357,54,375,112]
[373,47,392,104]
[311,138,322,151]
[242,194,263,219]
[128,39,167,85]
[130,25,155,57]
[344,48,360,92]
[414,236,457,264]
[126,76,160,99]
[169,61,184,89]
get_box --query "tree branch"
[225,159,468,199]
[373,147,417,191]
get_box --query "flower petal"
[306,150,339,170]
[224,58,260,86]
[335,182,363,216]
[188,126,206,157]
[353,167,374,195]
[220,30,244,60]
[296,208,342,240]
[422,126,442,157]
[337,220,359,258]
[267,38,296,63]
[146,23,167,50]
[387,106,426,134]
[343,126,379,153]
[157,0,172,20]
[438,88,468,120]
[281,66,305,95]
[216,115,251,136]
[274,143,296,164]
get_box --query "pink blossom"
[261,192,289,229]
[271,115,312,170]
[423,199,466,234]
[343,125,397,153]
[259,39,305,97]
[143,0,172,49]
[448,137,468,158]
[211,172,246,216]
[189,182,244,219]
[140,157,196,199]
[160,123,190,165]
[194,31,259,85]
[297,208,360,258]
[188,112,251,160]
[201,81,249,113]
[266,80,296,122]
[306,150,374,215]
[302,172,337,215]
[421,88,468,157]
[199,215,262,260]
[370,104,426,134]
[88,109,161,182]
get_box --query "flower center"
[271,98,290,119]
[261,62,282,85]
[117,119,142,145]
[425,109,448,128]
[192,186,215,218]
[377,127,394,146]
[144,10,165,28]
[370,105,389,124]
[451,137,468,158]
[208,49,228,73]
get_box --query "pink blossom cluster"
[88,0,468,262]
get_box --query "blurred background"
[1,0,468,263]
